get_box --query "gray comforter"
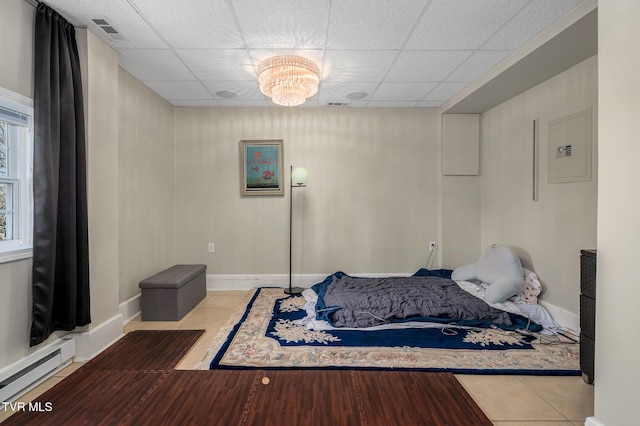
[323,275,513,328]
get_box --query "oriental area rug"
[200,288,581,375]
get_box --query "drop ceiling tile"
[318,82,380,102]
[43,0,589,108]
[45,0,166,48]
[300,99,321,107]
[416,101,444,108]
[483,0,584,50]
[217,100,273,108]
[248,49,325,74]
[372,82,438,101]
[366,101,419,108]
[201,80,265,101]
[326,0,428,50]
[248,49,325,66]
[232,0,329,49]
[144,81,212,101]
[128,0,243,48]
[446,50,511,82]
[386,51,472,82]
[405,0,528,50]
[177,49,254,81]
[118,49,194,81]
[322,50,398,82]
[422,82,468,101]
[172,100,221,107]
[333,101,370,108]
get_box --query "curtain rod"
[25,0,41,7]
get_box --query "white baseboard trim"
[585,417,605,426]
[119,293,141,324]
[69,314,124,362]
[539,300,580,332]
[206,273,413,291]
[207,274,289,290]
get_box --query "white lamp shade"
[291,167,309,186]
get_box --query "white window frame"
[0,87,33,263]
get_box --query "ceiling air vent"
[91,17,126,40]
[101,26,118,34]
[326,102,351,107]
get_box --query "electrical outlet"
[208,243,215,253]
[429,241,436,252]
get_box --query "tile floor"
[1,291,594,425]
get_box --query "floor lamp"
[285,165,308,295]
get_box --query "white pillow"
[452,244,525,303]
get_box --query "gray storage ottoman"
[139,264,207,321]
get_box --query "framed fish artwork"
[239,140,284,196]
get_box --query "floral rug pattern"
[200,288,580,375]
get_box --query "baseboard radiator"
[0,337,75,402]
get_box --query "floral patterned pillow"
[511,268,542,304]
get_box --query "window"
[0,88,33,263]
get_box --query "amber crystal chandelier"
[257,56,320,106]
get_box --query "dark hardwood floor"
[2,330,492,426]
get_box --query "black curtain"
[30,3,90,347]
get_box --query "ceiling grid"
[44,0,585,108]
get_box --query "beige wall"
[0,0,34,99]
[118,69,175,302]
[78,29,121,328]
[594,2,640,425]
[440,175,481,268]
[0,258,32,367]
[174,107,439,277]
[440,113,482,269]
[479,55,598,314]
[0,0,35,367]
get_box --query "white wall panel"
[594,2,640,424]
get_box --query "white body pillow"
[452,244,525,303]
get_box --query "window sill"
[0,248,33,264]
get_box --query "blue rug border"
[209,286,265,368]
[209,287,581,376]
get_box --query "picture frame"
[239,140,284,196]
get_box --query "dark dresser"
[580,249,596,384]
